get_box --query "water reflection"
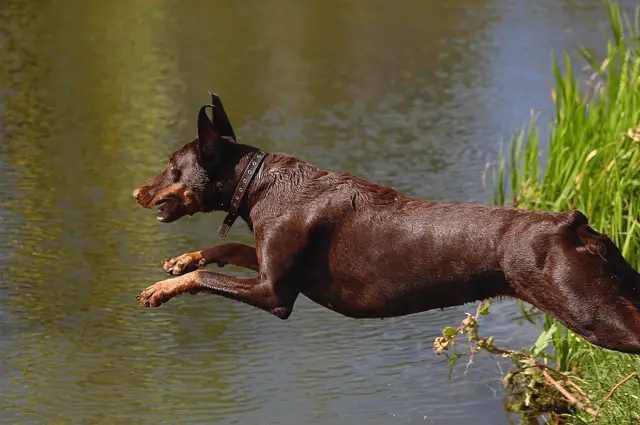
[0,0,635,423]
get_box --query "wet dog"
[133,94,640,354]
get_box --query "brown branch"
[542,369,597,416]
[439,306,619,419]
[602,372,637,405]
[592,372,638,422]
[567,379,588,397]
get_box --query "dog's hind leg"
[506,212,640,354]
[163,243,259,276]
[138,269,298,319]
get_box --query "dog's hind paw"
[162,252,204,276]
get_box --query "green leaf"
[443,327,458,338]
[519,302,537,325]
[446,353,462,368]
[531,323,557,357]
[479,301,491,315]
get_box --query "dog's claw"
[139,280,178,308]
[139,291,155,308]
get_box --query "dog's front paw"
[162,252,205,276]
[138,281,175,307]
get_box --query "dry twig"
[541,370,597,416]
[591,372,638,422]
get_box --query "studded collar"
[217,150,268,237]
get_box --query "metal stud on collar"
[218,149,268,237]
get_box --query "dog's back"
[135,98,640,354]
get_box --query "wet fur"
[133,98,640,354]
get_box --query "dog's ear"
[197,105,219,160]
[210,92,237,142]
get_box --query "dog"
[133,93,640,354]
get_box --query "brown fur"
[133,98,640,354]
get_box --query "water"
[0,1,635,423]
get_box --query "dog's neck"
[216,144,269,236]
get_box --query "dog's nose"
[132,188,140,200]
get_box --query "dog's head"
[132,95,239,223]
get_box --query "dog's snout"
[132,187,141,200]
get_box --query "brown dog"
[133,94,640,354]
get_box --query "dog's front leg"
[143,219,310,318]
[162,243,259,275]
[138,269,296,319]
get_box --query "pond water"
[0,1,635,424]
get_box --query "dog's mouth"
[153,197,180,222]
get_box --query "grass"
[491,1,640,423]
[570,347,640,424]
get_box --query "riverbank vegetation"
[434,2,640,423]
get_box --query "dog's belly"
[301,269,508,319]
[298,201,520,318]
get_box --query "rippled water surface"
[0,1,635,424]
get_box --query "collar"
[218,149,268,237]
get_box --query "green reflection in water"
[2,0,616,423]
